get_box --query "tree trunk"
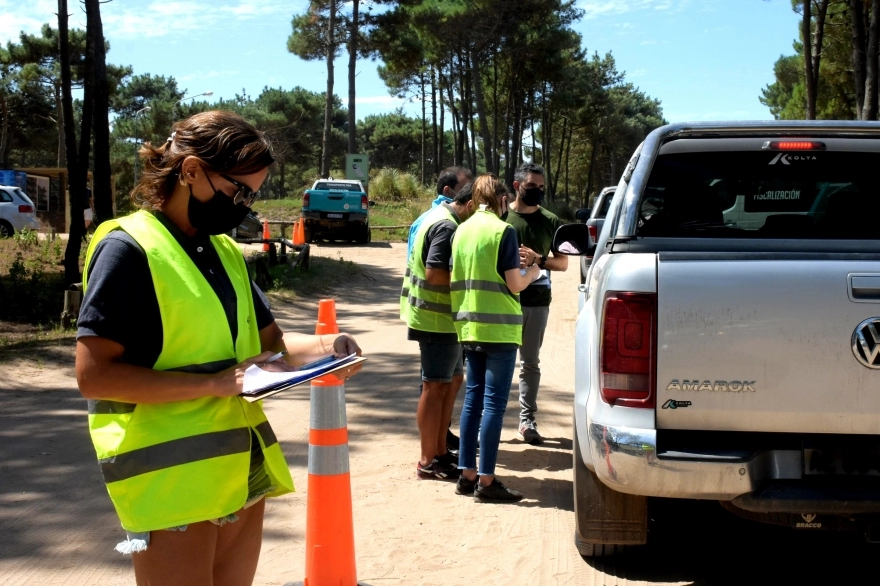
[802,0,815,119]
[87,0,112,223]
[55,83,65,167]
[866,0,880,119]
[0,90,8,168]
[553,116,566,197]
[564,122,572,203]
[321,0,337,178]
[58,0,87,286]
[447,78,460,166]
[492,52,500,174]
[438,66,445,170]
[852,0,867,119]
[431,65,439,176]
[585,125,601,205]
[420,70,426,185]
[470,49,494,174]
[347,0,358,154]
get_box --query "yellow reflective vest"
[400,204,457,333]
[82,210,294,532]
[450,209,523,345]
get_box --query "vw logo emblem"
[852,317,880,369]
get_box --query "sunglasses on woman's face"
[219,174,261,207]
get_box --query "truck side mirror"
[575,208,591,222]
[551,224,589,256]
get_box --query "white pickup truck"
[553,121,880,556]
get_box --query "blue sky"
[2,0,800,124]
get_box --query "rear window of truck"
[314,182,362,192]
[638,151,880,239]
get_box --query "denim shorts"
[418,341,464,383]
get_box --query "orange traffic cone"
[262,220,271,252]
[303,299,359,586]
[293,218,306,246]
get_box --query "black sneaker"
[455,475,478,496]
[446,429,460,452]
[416,457,461,480]
[474,478,524,503]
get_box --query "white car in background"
[0,185,40,237]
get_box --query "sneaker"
[455,474,478,496]
[518,420,543,445]
[474,478,524,503]
[446,428,460,453]
[416,457,461,480]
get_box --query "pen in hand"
[265,351,288,363]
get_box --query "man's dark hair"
[437,166,473,195]
[514,162,545,185]
[452,182,473,204]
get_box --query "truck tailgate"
[656,254,880,434]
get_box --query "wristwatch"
[537,254,547,269]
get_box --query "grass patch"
[0,321,76,354]
[0,229,85,328]
[265,254,364,303]
[252,196,433,243]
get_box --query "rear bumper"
[302,211,367,228]
[16,216,40,231]
[588,422,801,501]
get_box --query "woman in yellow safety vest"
[450,174,541,502]
[76,110,361,586]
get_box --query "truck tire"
[573,423,647,558]
[355,224,370,244]
[303,225,312,244]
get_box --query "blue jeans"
[458,349,517,476]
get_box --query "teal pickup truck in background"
[302,179,373,244]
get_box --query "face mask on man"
[519,186,544,207]
[187,176,250,236]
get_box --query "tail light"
[600,291,656,408]
[587,225,598,258]
[762,140,826,151]
[18,204,34,214]
[361,194,368,210]
[303,192,310,208]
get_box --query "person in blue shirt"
[406,166,473,456]
[406,166,473,260]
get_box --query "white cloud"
[0,0,61,44]
[579,0,694,19]
[1,0,295,43]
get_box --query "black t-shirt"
[77,212,275,368]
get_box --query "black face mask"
[520,186,544,207]
[187,184,250,236]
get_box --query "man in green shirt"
[505,163,568,445]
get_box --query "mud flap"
[573,423,648,545]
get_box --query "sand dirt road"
[1,242,877,585]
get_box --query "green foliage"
[760,3,857,120]
[370,167,432,201]
[0,235,69,325]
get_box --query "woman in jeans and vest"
[76,111,361,585]
[450,174,540,502]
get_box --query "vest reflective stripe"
[308,444,350,475]
[408,273,451,294]
[401,205,458,333]
[100,428,251,484]
[450,210,523,345]
[454,311,524,326]
[407,294,452,315]
[254,421,279,448]
[82,211,294,532]
[450,279,513,296]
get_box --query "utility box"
[345,154,369,183]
